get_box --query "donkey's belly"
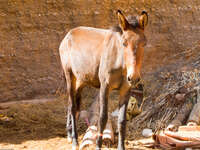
[71,62,100,88]
[78,72,100,88]
[75,73,100,88]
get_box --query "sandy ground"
[1,63,199,150]
[0,98,157,150]
[0,137,156,150]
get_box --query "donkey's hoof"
[72,144,79,150]
[117,146,125,150]
[67,137,72,143]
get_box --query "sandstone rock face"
[0,0,199,102]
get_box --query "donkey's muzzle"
[128,77,141,87]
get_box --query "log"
[187,87,200,124]
[164,130,200,142]
[179,126,200,132]
[187,103,200,125]
[103,119,114,144]
[154,131,200,149]
[167,99,193,131]
[79,115,114,150]
[79,94,114,150]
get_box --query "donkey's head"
[117,10,148,85]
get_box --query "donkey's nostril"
[127,76,131,82]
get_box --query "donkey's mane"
[110,15,139,34]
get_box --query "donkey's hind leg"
[66,106,72,142]
[64,70,79,150]
[75,80,84,122]
[66,81,83,146]
[96,83,109,150]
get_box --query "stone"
[142,128,153,137]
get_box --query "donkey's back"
[59,26,110,87]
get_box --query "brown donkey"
[59,10,148,150]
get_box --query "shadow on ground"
[0,90,123,150]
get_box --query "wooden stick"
[187,87,200,124]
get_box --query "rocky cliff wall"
[0,0,199,101]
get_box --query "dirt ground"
[0,37,199,150]
[1,58,200,150]
[0,98,158,150]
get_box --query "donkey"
[59,10,148,150]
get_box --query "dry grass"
[131,60,200,133]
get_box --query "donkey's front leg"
[96,83,109,150]
[118,101,129,150]
[118,82,131,150]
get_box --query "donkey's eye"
[133,50,137,55]
[123,40,128,47]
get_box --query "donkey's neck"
[100,32,124,71]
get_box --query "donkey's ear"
[117,10,129,31]
[138,11,148,30]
